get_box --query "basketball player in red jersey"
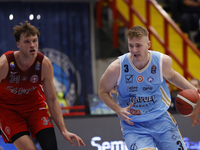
[0,21,85,150]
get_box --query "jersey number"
[41,117,52,125]
[177,141,184,150]
[124,64,129,72]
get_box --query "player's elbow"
[98,85,109,100]
[98,86,104,98]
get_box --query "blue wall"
[0,2,93,105]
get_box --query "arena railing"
[96,0,200,79]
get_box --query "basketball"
[175,89,199,117]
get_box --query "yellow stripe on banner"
[160,87,171,107]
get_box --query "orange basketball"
[175,89,199,117]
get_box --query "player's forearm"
[99,92,121,113]
[167,71,196,90]
[48,99,68,133]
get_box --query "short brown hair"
[126,25,149,39]
[13,21,40,42]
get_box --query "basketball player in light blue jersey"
[99,25,200,150]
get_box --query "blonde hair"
[126,25,149,39]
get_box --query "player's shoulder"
[41,55,53,73]
[162,53,172,65]
[0,54,8,68]
[0,54,9,81]
[108,58,120,71]
[41,55,54,80]
[42,55,52,65]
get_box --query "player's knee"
[12,134,37,150]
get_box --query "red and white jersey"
[0,51,46,111]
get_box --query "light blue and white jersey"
[117,50,171,122]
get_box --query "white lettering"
[111,141,125,150]
[102,141,110,150]
[91,137,101,150]
[91,136,128,150]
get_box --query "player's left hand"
[197,88,200,94]
[191,111,200,127]
[62,131,85,147]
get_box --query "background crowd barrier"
[53,114,200,150]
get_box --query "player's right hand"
[117,103,134,125]
[191,88,200,127]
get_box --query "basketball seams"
[182,113,193,117]
[177,94,196,109]
[175,89,199,117]
[187,89,198,103]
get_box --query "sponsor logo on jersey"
[127,86,138,92]
[125,75,133,83]
[130,109,141,115]
[5,86,37,95]
[35,61,41,70]
[171,134,179,140]
[128,95,155,105]
[151,65,156,74]
[30,75,39,83]
[10,71,18,75]
[147,76,154,83]
[10,62,15,70]
[142,86,153,91]
[137,75,144,82]
[5,126,11,135]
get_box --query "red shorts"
[0,107,54,143]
